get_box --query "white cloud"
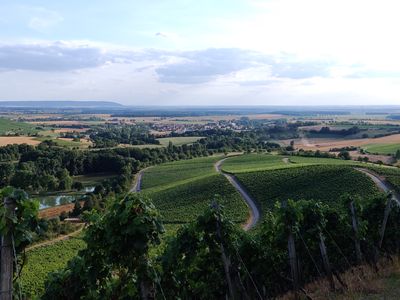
[24,6,64,32]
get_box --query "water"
[37,186,94,209]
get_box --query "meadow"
[363,143,400,155]
[0,118,39,136]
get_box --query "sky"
[1,0,400,106]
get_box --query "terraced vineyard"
[141,156,249,227]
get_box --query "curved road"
[355,168,400,205]
[130,167,151,193]
[215,158,260,230]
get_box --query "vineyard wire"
[151,264,166,300]
[233,244,263,300]
[298,231,323,277]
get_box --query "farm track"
[26,226,84,251]
[355,168,400,205]
[130,167,151,193]
[215,158,260,230]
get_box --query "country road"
[215,158,260,230]
[355,168,400,205]
[130,168,149,193]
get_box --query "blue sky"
[1,0,400,105]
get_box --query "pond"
[36,186,95,210]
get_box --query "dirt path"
[26,226,84,251]
[215,158,260,230]
[130,167,151,193]
[355,168,400,205]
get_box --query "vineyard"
[221,153,360,173]
[141,155,221,189]
[234,165,381,216]
[143,174,248,225]
[141,155,248,227]
[20,237,86,297]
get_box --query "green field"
[221,153,360,173]
[129,136,204,149]
[142,156,220,189]
[157,136,204,146]
[234,165,381,216]
[141,155,248,226]
[21,237,86,297]
[0,118,39,135]
[364,143,400,155]
[73,172,117,187]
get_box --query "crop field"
[143,174,248,224]
[0,118,39,135]
[21,237,86,297]
[284,133,400,151]
[141,156,221,189]
[221,153,359,173]
[363,143,400,155]
[141,155,248,226]
[0,136,40,146]
[73,172,117,186]
[234,165,381,215]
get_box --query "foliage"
[21,237,86,297]
[43,193,164,299]
[235,165,381,217]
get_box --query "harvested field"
[283,134,400,151]
[0,136,41,146]
[38,201,84,219]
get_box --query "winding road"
[355,168,400,205]
[215,158,260,230]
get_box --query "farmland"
[157,136,204,146]
[234,165,381,215]
[141,155,248,227]
[21,237,86,297]
[363,143,400,155]
[0,118,39,135]
[221,153,359,173]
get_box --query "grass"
[126,137,203,149]
[21,236,86,297]
[73,172,117,186]
[221,153,360,173]
[157,136,204,146]
[0,118,39,136]
[364,143,400,155]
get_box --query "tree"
[338,150,351,160]
[43,194,164,299]
[0,188,39,299]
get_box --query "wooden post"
[0,197,15,300]
[319,232,335,290]
[349,201,362,264]
[379,194,393,249]
[288,231,300,299]
[214,203,236,299]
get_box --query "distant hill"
[0,101,124,109]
